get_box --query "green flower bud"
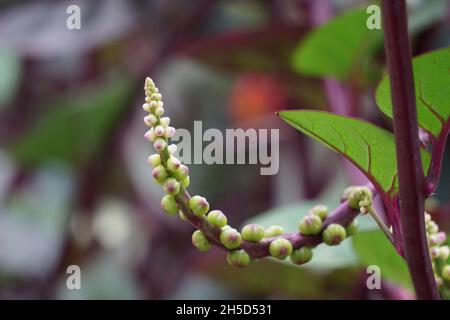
[345,219,359,237]
[163,178,180,195]
[147,154,161,167]
[227,250,250,268]
[161,195,178,215]
[299,215,322,235]
[207,210,228,228]
[322,224,347,246]
[166,156,181,172]
[165,126,176,138]
[144,114,158,127]
[430,246,440,259]
[181,176,190,188]
[142,103,151,112]
[174,165,189,181]
[429,232,446,246]
[152,165,168,183]
[290,247,313,265]
[153,137,167,151]
[309,205,328,220]
[144,128,156,142]
[192,230,212,252]
[264,225,284,237]
[427,221,439,234]
[424,212,431,223]
[346,186,372,209]
[154,106,164,116]
[188,195,209,216]
[160,117,170,127]
[269,238,293,260]
[442,265,450,281]
[241,224,265,242]
[440,246,449,260]
[220,228,242,249]
[168,144,177,155]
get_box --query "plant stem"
[381,0,440,300]
[367,206,393,243]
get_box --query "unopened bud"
[192,230,212,252]
[142,103,151,112]
[152,165,168,183]
[181,176,190,188]
[165,126,176,138]
[155,106,164,116]
[299,215,322,235]
[346,186,372,210]
[345,219,359,237]
[144,114,158,126]
[188,195,209,216]
[430,246,440,259]
[264,225,284,237]
[161,195,178,215]
[220,228,241,249]
[153,137,167,151]
[439,246,450,260]
[160,117,170,127]
[322,224,347,246]
[144,128,156,142]
[174,165,189,181]
[290,247,313,265]
[163,178,180,195]
[154,125,165,137]
[442,265,450,281]
[227,250,250,268]
[241,224,265,242]
[309,205,328,220]
[168,144,177,154]
[207,210,228,228]
[166,156,181,172]
[269,238,292,260]
[429,232,446,246]
[147,154,161,167]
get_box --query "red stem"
[381,0,440,300]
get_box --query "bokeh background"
[0,0,449,299]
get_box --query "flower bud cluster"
[343,186,372,213]
[143,78,190,216]
[425,212,450,285]
[143,77,362,270]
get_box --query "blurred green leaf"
[0,48,21,108]
[352,230,412,289]
[292,9,382,81]
[10,77,134,166]
[200,254,357,299]
[376,47,450,139]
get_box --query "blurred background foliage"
[0,0,449,299]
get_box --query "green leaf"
[292,9,382,81]
[352,230,412,289]
[10,77,134,166]
[0,47,21,108]
[278,110,431,197]
[376,47,450,139]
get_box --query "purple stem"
[176,185,365,259]
[381,0,440,300]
